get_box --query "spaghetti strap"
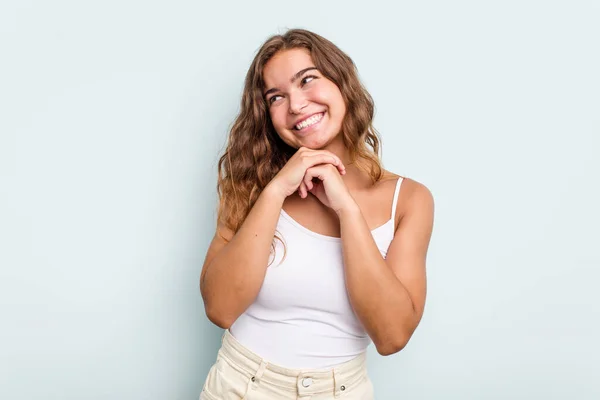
[390,177,404,223]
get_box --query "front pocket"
[204,356,254,400]
[200,362,220,400]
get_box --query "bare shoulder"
[379,170,434,231]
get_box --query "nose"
[288,91,308,115]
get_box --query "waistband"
[219,329,368,397]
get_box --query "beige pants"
[200,330,375,400]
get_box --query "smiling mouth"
[293,112,325,130]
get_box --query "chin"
[280,126,339,150]
[307,141,336,152]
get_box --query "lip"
[292,112,325,131]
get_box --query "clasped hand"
[270,147,356,214]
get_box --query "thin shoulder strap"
[391,177,404,223]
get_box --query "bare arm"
[339,179,434,355]
[294,165,433,355]
[200,183,285,329]
[199,148,346,329]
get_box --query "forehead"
[263,48,315,87]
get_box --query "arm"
[338,179,434,355]
[200,148,346,329]
[200,183,285,329]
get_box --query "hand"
[301,163,357,214]
[268,147,346,198]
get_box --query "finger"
[305,165,329,184]
[318,152,346,175]
[303,173,314,191]
[299,181,307,198]
[305,153,345,173]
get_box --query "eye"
[268,95,283,105]
[301,75,318,86]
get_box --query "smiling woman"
[199,29,434,400]
[263,52,346,149]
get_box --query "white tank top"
[229,177,404,369]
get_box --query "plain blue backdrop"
[1,0,599,398]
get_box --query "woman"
[199,28,434,400]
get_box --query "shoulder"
[379,171,434,232]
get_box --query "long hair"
[216,29,384,248]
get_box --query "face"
[262,48,346,150]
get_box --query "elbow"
[204,304,235,330]
[374,316,421,356]
[201,286,235,329]
[375,335,410,356]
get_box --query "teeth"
[295,113,323,130]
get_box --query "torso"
[230,170,420,368]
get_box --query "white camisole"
[229,177,404,369]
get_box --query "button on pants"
[200,330,375,400]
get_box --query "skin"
[263,49,347,155]
[200,48,435,356]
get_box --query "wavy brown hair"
[217,29,384,249]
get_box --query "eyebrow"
[263,67,318,97]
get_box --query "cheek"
[313,84,345,112]
[308,86,330,103]
[332,87,346,110]
[269,107,286,128]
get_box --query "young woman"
[199,29,434,400]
